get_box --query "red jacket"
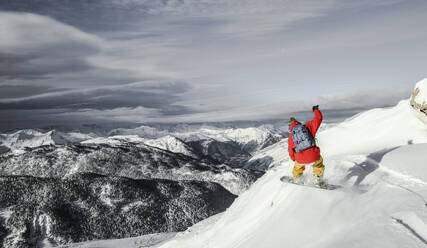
[288,109,323,164]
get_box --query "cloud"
[0,73,413,132]
[0,11,196,130]
[0,80,194,131]
[0,1,424,131]
[0,81,192,114]
[0,85,65,98]
[56,106,162,123]
[0,12,102,53]
[0,52,97,80]
[0,1,142,32]
[111,84,411,123]
[316,86,413,110]
[0,11,193,109]
[0,12,103,82]
[0,12,147,88]
[1,1,406,38]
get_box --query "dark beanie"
[288,117,297,126]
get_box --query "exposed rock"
[410,78,427,117]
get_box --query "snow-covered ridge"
[82,135,198,158]
[172,126,283,150]
[143,135,198,158]
[108,125,168,139]
[0,129,94,154]
[0,126,285,157]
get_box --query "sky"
[0,0,426,130]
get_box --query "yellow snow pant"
[293,156,325,179]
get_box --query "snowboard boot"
[313,175,326,188]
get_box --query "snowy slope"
[174,127,283,153]
[149,80,427,248]
[380,143,427,182]
[143,135,198,158]
[55,233,177,248]
[317,100,427,156]
[108,125,168,138]
[0,129,94,154]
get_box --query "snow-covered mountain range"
[0,125,284,156]
[0,124,285,247]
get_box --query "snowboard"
[280,176,341,190]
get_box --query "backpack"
[291,124,316,153]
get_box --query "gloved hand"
[312,105,319,111]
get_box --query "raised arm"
[305,106,323,136]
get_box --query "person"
[287,105,325,185]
